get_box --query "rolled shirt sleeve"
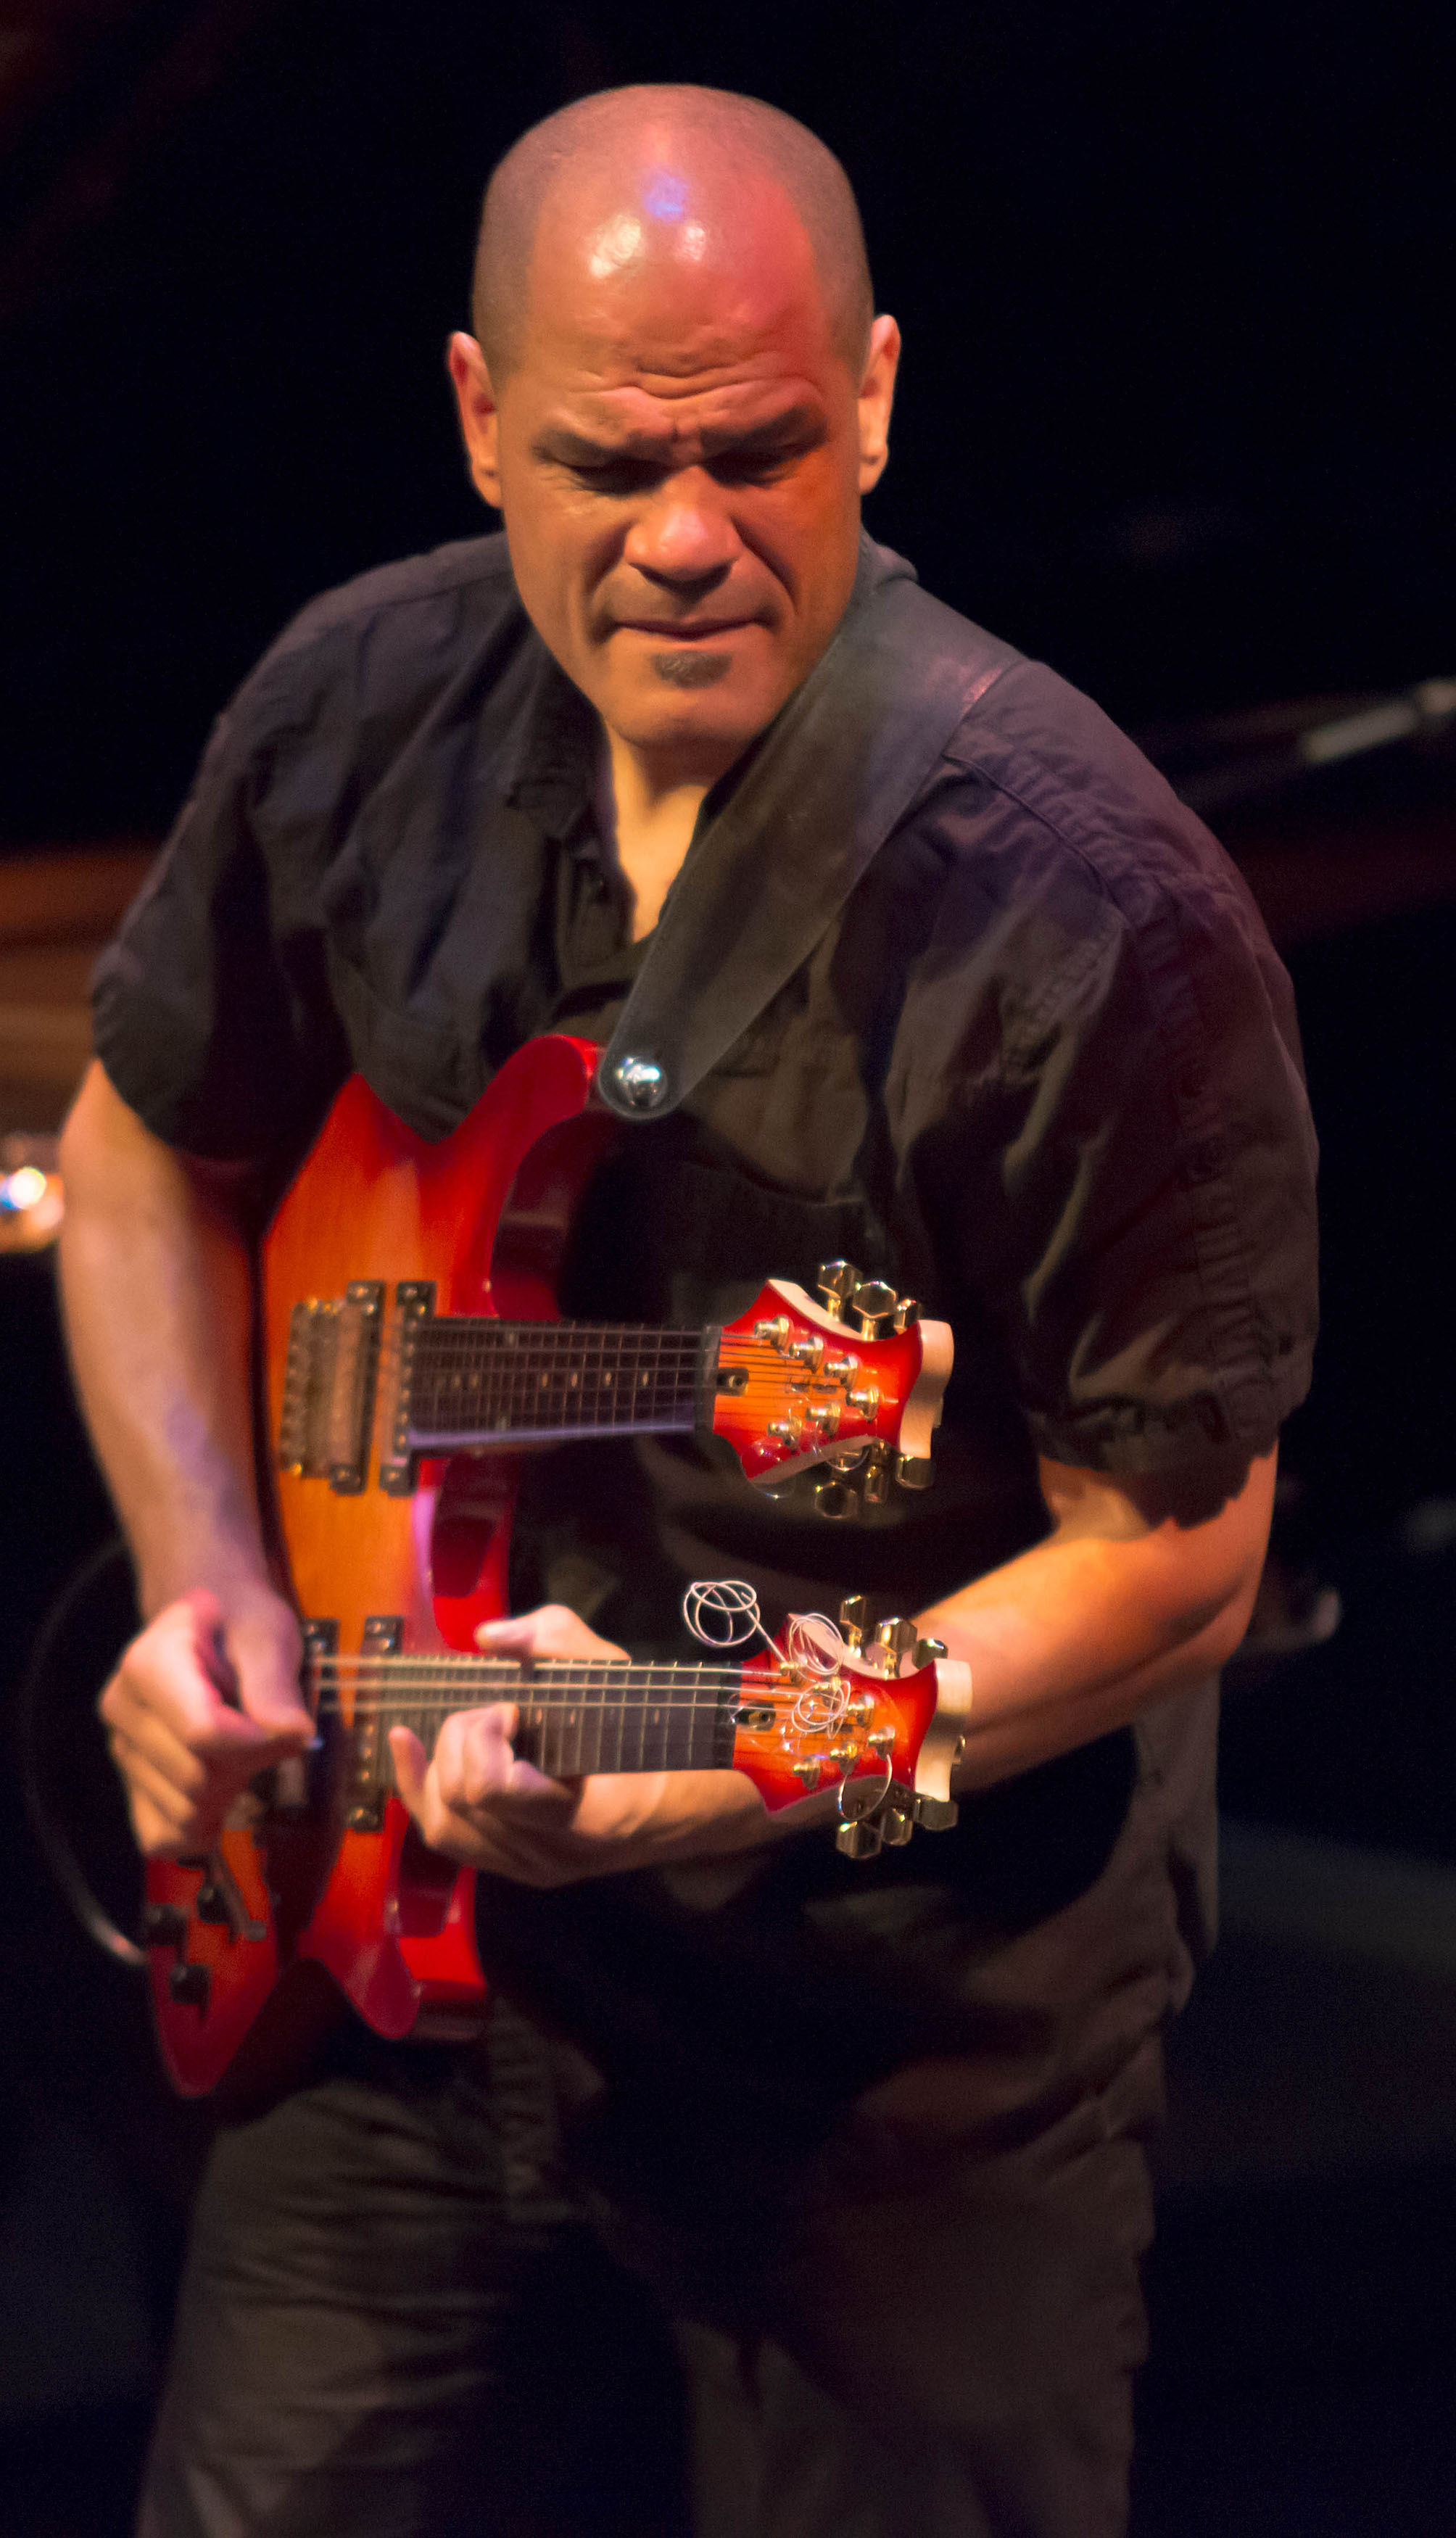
[91,681,351,1160]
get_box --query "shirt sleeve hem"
[1024,1346,1313,1476]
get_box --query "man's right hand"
[99,1587,313,1856]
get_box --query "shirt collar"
[496,634,600,845]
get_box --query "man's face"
[450,169,898,780]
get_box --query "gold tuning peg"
[914,1795,959,1832]
[874,1616,919,1662]
[893,1296,920,1332]
[812,1475,858,1520]
[835,1816,884,1861]
[838,1594,868,1650]
[816,1260,858,1318]
[913,1635,948,1668]
[895,1454,935,1491]
[847,1279,897,1339]
[861,1448,891,1508]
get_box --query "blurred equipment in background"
[1146,671,1456,822]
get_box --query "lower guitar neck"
[400,1319,718,1450]
[310,1653,755,1777]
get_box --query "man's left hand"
[389,1603,782,1885]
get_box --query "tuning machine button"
[815,1260,859,1318]
[847,1280,897,1339]
[895,1454,935,1491]
[882,1803,915,1846]
[812,1476,858,1519]
[141,1901,188,1949]
[914,1795,959,1832]
[913,1635,948,1667]
[874,1616,919,1664]
[835,1816,884,1861]
[838,1595,868,1651]
[893,1296,920,1332]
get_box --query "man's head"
[448,86,898,785]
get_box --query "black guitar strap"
[597,537,1015,1120]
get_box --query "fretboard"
[402,1320,713,1449]
[311,1654,743,1777]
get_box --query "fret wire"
[306,1666,750,1690]
[312,1691,753,1715]
[305,1656,750,1680]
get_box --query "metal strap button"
[609,1055,668,1112]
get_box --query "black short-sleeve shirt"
[92,530,1318,1943]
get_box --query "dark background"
[4,6,1456,2532]
[3,0,1454,840]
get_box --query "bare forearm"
[58,1062,270,1617]
[943,1594,1241,1791]
[919,1446,1276,1795]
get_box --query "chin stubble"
[650,650,734,688]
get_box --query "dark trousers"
[140,2017,1156,2538]
[139,1708,1212,2538]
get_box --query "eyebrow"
[532,400,827,468]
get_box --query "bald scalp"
[473,84,874,381]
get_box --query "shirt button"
[609,1054,668,1112]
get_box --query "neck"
[601,724,731,941]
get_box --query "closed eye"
[563,456,671,497]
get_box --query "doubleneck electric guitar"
[140,1033,959,2099]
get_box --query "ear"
[447,332,502,510]
[856,315,901,496]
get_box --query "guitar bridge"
[278,1283,384,1493]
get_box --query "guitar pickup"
[278,1282,384,1494]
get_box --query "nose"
[622,471,739,596]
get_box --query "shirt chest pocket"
[561,1141,889,1329]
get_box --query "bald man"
[61,85,1316,2538]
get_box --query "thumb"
[213,1598,313,1741]
[389,1725,429,1816]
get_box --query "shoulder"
[267,529,519,656]
[225,530,531,743]
[859,550,1252,936]
[884,584,1283,1023]
[940,645,1238,920]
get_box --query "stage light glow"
[1,1165,48,1212]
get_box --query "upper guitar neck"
[398,1316,719,1450]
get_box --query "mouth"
[611,617,758,642]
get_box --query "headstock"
[686,1582,971,1861]
[711,1260,952,1513]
